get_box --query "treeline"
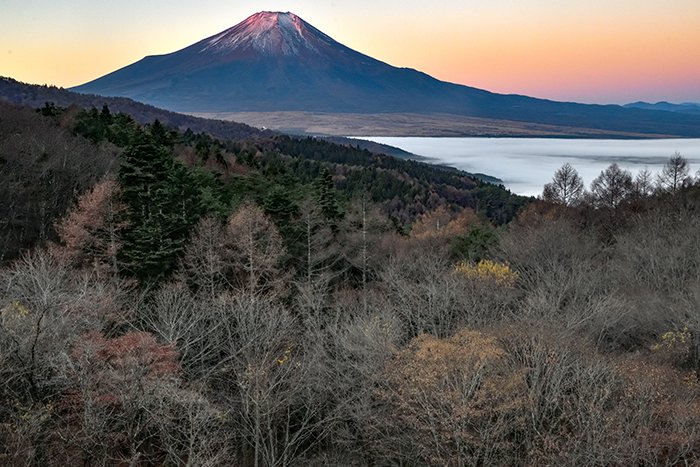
[5,98,700,465]
[542,154,699,209]
[0,101,118,263]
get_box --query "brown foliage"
[71,330,179,384]
[0,101,117,264]
[52,177,126,275]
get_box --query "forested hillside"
[3,99,700,465]
[0,102,119,263]
[0,76,268,140]
[0,100,525,265]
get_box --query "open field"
[190,111,676,138]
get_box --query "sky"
[2,0,699,104]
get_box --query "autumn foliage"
[52,177,126,274]
[2,118,700,465]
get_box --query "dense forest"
[2,99,700,465]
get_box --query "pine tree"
[314,167,343,224]
[118,129,201,282]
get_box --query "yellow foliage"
[1,300,30,317]
[454,259,518,286]
[651,326,692,359]
[376,328,526,464]
[276,346,294,365]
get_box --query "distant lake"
[356,137,700,196]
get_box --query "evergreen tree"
[99,104,112,125]
[451,225,498,262]
[149,119,173,148]
[263,184,298,226]
[118,130,201,282]
[314,167,343,223]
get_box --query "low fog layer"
[361,137,700,196]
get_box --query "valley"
[191,111,673,138]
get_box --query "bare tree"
[294,199,341,318]
[379,251,515,340]
[179,215,231,300]
[0,249,130,464]
[342,199,393,312]
[302,291,400,464]
[590,163,634,208]
[142,282,223,380]
[542,163,585,206]
[214,296,327,467]
[226,201,288,303]
[0,249,118,402]
[657,152,690,194]
[634,167,655,197]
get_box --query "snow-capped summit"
[71,10,399,112]
[202,12,327,56]
[69,12,700,137]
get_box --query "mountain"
[624,101,700,116]
[73,11,700,137]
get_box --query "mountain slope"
[73,11,700,137]
[0,76,268,140]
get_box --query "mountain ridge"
[72,11,700,137]
[624,101,700,115]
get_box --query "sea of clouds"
[360,137,700,196]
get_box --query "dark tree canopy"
[118,129,202,281]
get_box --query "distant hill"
[0,76,268,141]
[72,11,700,137]
[624,101,700,116]
[0,76,428,158]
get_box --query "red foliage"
[72,330,179,379]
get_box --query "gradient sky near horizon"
[2,0,699,104]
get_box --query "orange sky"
[2,0,699,103]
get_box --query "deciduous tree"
[226,201,287,302]
[53,177,126,275]
[543,163,585,206]
[590,163,633,208]
[657,152,690,193]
